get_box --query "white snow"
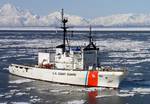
[9,79,33,84]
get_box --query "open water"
[0,31,150,104]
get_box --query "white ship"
[9,9,127,88]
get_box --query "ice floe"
[10,89,20,93]
[4,95,12,98]
[30,96,38,99]
[96,87,150,98]
[117,93,135,97]
[50,89,61,93]
[132,88,150,94]
[30,98,41,103]
[118,87,150,97]
[49,89,70,95]
[15,92,29,96]
[133,73,143,76]
[67,100,86,104]
[0,102,7,104]
[8,85,18,88]
[9,79,33,84]
[25,87,35,91]
[10,102,29,104]
[0,94,4,97]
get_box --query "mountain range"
[1,3,150,27]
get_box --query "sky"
[0,0,150,19]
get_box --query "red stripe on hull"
[87,71,98,87]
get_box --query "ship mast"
[89,25,92,44]
[61,9,68,54]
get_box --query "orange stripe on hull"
[87,71,98,87]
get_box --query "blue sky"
[0,0,150,19]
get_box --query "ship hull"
[9,64,126,88]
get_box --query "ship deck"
[10,64,127,72]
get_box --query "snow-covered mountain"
[91,14,150,27]
[0,4,42,27]
[0,4,89,27]
[41,12,89,26]
[1,3,150,27]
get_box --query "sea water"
[0,31,150,104]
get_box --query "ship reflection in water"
[87,88,119,104]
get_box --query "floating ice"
[51,83,70,87]
[15,92,29,96]
[60,91,70,94]
[10,102,29,104]
[30,98,41,103]
[10,89,20,93]
[8,85,18,88]
[132,88,150,94]
[96,87,150,98]
[25,87,35,91]
[0,94,4,97]
[117,93,135,97]
[4,95,12,98]
[16,57,35,60]
[2,68,8,70]
[118,87,150,97]
[50,89,60,93]
[96,95,113,98]
[133,73,143,76]
[67,100,85,104]
[49,89,70,95]
[0,102,7,104]
[30,96,38,99]
[9,79,33,84]
[75,87,106,92]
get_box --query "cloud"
[0,3,150,27]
